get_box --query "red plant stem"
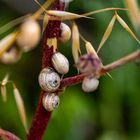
[27,1,65,140]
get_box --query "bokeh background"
[0,0,140,140]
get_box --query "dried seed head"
[76,53,102,75]
[82,76,99,92]
[42,93,60,111]
[38,67,60,92]
[72,22,81,64]
[52,52,69,74]
[0,46,22,64]
[59,23,71,43]
[16,19,41,52]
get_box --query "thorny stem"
[27,0,65,140]
[60,49,140,88]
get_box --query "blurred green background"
[0,0,140,140]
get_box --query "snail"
[0,46,22,64]
[42,93,60,111]
[82,76,99,92]
[38,67,60,92]
[58,23,71,43]
[16,19,41,52]
[51,52,69,74]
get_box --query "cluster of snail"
[38,53,70,111]
[38,23,101,111]
[0,19,41,64]
[37,21,73,112]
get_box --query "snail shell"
[38,67,60,92]
[42,93,60,111]
[16,19,41,52]
[52,52,69,74]
[58,23,71,43]
[82,76,99,92]
[0,46,22,64]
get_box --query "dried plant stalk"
[116,13,140,43]
[72,22,81,63]
[124,0,140,30]
[32,0,54,20]
[1,86,7,102]
[13,85,28,133]
[97,15,116,53]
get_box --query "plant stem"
[60,49,140,88]
[27,1,65,140]
[102,49,140,73]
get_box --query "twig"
[102,49,140,73]
[60,49,140,88]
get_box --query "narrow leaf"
[72,23,81,63]
[13,85,28,133]
[116,13,140,43]
[97,15,116,53]
[32,0,54,20]
[0,15,29,35]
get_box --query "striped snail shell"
[38,67,60,92]
[42,93,60,111]
[52,52,69,74]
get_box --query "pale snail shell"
[58,23,71,43]
[52,52,69,74]
[43,93,60,111]
[82,76,99,92]
[38,67,60,92]
[0,46,22,64]
[16,19,41,52]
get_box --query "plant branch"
[60,49,140,88]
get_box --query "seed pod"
[42,93,60,111]
[16,19,41,52]
[0,46,22,64]
[52,52,69,74]
[82,76,99,92]
[58,23,71,43]
[38,67,60,92]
